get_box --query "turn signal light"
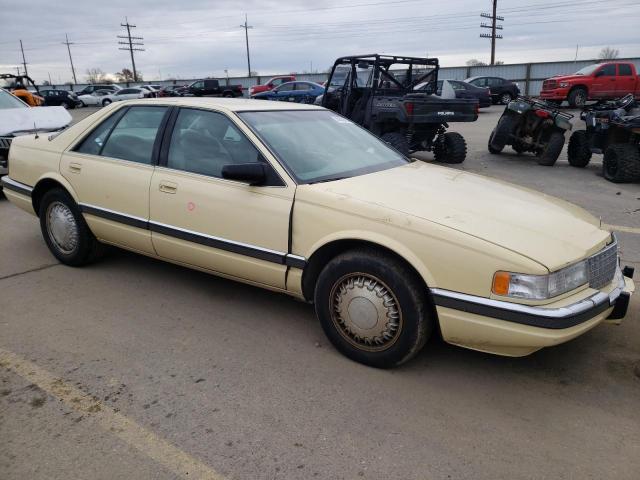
[535,110,551,119]
[492,271,511,296]
[405,102,414,116]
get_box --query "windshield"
[0,89,28,109]
[238,110,409,184]
[574,64,600,76]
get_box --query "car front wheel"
[314,248,434,368]
[39,189,106,266]
[102,99,112,106]
[500,93,513,105]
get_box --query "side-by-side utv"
[321,54,478,163]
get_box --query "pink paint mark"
[187,202,196,212]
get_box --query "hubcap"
[46,201,79,254]
[501,94,511,104]
[330,273,402,352]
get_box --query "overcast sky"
[1,0,639,84]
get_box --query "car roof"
[118,97,325,112]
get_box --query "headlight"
[493,261,588,300]
[559,82,570,88]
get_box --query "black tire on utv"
[567,130,593,167]
[603,144,640,183]
[536,130,565,166]
[488,114,516,154]
[434,132,466,164]
[381,132,410,156]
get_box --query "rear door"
[148,107,295,288]
[60,105,169,254]
[616,64,637,96]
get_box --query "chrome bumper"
[432,267,633,330]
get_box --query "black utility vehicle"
[465,76,520,105]
[41,89,82,109]
[568,94,640,183]
[322,54,478,162]
[488,95,573,166]
[185,79,243,98]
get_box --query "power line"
[19,40,28,77]
[62,33,78,84]
[480,0,504,65]
[239,14,254,77]
[118,18,145,82]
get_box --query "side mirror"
[595,70,605,77]
[221,163,267,186]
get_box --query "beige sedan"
[2,98,635,368]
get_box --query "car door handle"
[68,162,82,174]
[159,181,178,194]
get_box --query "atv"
[488,95,574,166]
[322,54,478,163]
[567,94,640,183]
[0,74,43,106]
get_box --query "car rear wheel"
[434,132,466,164]
[536,130,565,166]
[380,132,410,156]
[567,130,593,167]
[603,144,640,183]
[500,92,513,105]
[39,189,106,266]
[314,248,434,368]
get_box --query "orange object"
[12,88,43,106]
[492,271,511,296]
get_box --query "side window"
[488,78,502,87]
[599,64,616,76]
[451,82,466,91]
[471,78,486,87]
[271,79,283,87]
[192,81,204,89]
[295,83,312,91]
[278,83,295,92]
[619,64,633,76]
[167,108,261,178]
[74,109,125,155]
[100,106,167,164]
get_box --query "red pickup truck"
[249,75,296,96]
[540,62,640,108]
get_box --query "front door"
[149,107,295,289]
[61,105,169,254]
[592,64,617,98]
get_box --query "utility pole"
[118,18,145,82]
[62,34,78,84]
[19,40,28,77]
[480,0,504,65]
[48,72,53,85]
[239,14,253,77]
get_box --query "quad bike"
[567,94,640,183]
[488,96,574,166]
[322,54,478,163]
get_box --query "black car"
[436,80,492,108]
[40,89,82,109]
[185,79,244,97]
[465,76,520,105]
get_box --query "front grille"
[587,238,618,289]
[0,137,12,150]
[543,80,557,90]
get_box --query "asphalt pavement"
[1,104,639,480]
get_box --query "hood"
[0,106,71,136]
[301,162,610,271]
[549,74,587,82]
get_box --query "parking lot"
[1,104,639,479]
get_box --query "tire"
[488,114,516,153]
[223,92,234,98]
[61,102,69,110]
[567,88,587,108]
[536,130,565,166]
[603,144,640,183]
[39,189,106,266]
[102,99,112,106]
[67,101,76,110]
[434,132,466,164]
[314,248,434,368]
[500,92,513,105]
[567,130,593,167]
[380,132,410,156]
[79,100,86,108]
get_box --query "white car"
[78,89,112,107]
[101,88,149,106]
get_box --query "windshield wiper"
[309,176,350,184]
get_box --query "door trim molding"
[79,202,306,268]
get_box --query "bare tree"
[115,68,136,82]
[86,68,107,84]
[598,47,620,60]
[466,59,487,66]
